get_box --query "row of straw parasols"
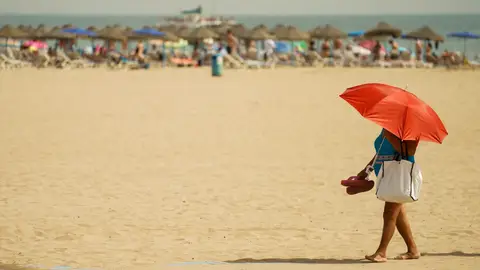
[0,22,446,42]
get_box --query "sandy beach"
[0,68,479,270]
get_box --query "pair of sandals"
[341,176,375,195]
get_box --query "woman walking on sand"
[357,129,420,262]
[339,83,448,263]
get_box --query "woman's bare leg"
[365,202,402,262]
[394,205,420,259]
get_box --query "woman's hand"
[356,169,369,180]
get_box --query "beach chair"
[35,51,53,68]
[0,57,7,70]
[0,54,23,68]
[223,54,245,69]
[233,54,262,69]
[57,50,94,68]
[7,47,31,67]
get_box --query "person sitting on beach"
[226,30,238,55]
[415,40,423,61]
[358,129,420,262]
[246,40,257,60]
[372,41,382,61]
[321,39,330,58]
[333,39,343,50]
[132,42,146,64]
[389,40,399,60]
[425,43,438,64]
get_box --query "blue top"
[373,130,415,176]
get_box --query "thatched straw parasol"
[38,27,76,39]
[157,25,178,33]
[61,24,74,29]
[211,24,231,36]
[96,26,127,41]
[87,26,99,32]
[244,28,275,40]
[252,24,268,31]
[124,26,133,35]
[186,27,219,40]
[159,31,179,42]
[32,25,49,39]
[0,24,29,38]
[175,27,191,39]
[403,26,444,41]
[310,24,347,39]
[270,24,287,36]
[231,24,248,37]
[276,26,309,41]
[364,21,402,38]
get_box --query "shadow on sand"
[226,251,480,265]
[226,258,367,265]
[422,251,480,257]
[0,264,38,270]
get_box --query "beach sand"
[0,68,479,270]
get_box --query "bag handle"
[397,138,409,160]
[365,136,386,175]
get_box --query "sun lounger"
[0,54,23,68]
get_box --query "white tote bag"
[375,159,422,203]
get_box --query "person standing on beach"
[226,30,238,55]
[358,129,421,263]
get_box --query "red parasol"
[340,83,448,143]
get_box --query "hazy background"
[1,0,480,15]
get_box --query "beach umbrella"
[270,24,287,36]
[87,26,99,32]
[231,24,248,38]
[340,83,448,143]
[447,31,480,39]
[157,25,178,33]
[186,27,219,40]
[36,27,75,39]
[348,31,365,37]
[244,28,275,40]
[0,24,29,39]
[211,24,230,35]
[175,27,191,39]
[62,28,97,37]
[42,28,76,39]
[61,24,74,29]
[160,31,179,42]
[252,24,268,31]
[403,26,444,41]
[129,28,165,40]
[18,25,34,35]
[364,21,402,38]
[447,32,480,59]
[32,25,49,39]
[276,26,309,41]
[96,26,127,41]
[310,24,347,39]
[124,26,133,35]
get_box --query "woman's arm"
[357,155,376,180]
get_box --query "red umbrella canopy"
[340,83,448,143]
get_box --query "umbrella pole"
[423,40,426,62]
[463,38,467,62]
[162,42,166,68]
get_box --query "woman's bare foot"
[394,252,420,260]
[365,253,387,263]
